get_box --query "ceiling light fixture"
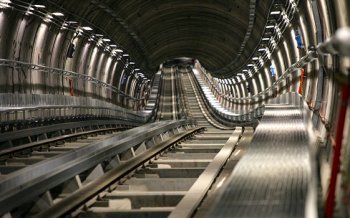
[43,14,53,22]
[82,26,93,31]
[97,38,103,46]
[266,49,272,59]
[33,4,45,8]
[52,12,64,16]
[270,11,281,15]
[259,57,264,66]
[26,6,34,15]
[0,0,11,9]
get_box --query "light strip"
[52,12,64,16]
[270,11,281,15]
[33,4,45,8]
[82,26,93,31]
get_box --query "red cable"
[69,79,74,96]
[325,85,350,218]
[298,68,304,94]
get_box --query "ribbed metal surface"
[182,70,234,129]
[207,104,316,218]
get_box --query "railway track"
[1,68,247,217]
[49,127,238,218]
[0,126,128,175]
[0,120,197,216]
[41,69,244,217]
[181,69,234,129]
[158,68,177,120]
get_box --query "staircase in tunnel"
[0,66,322,218]
[74,68,243,217]
[149,67,318,218]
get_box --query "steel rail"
[0,120,134,144]
[0,104,146,122]
[0,127,128,158]
[169,127,242,218]
[36,127,204,218]
[0,93,152,127]
[0,119,196,215]
[0,59,142,101]
[186,71,236,129]
[190,70,262,125]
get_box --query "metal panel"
[207,93,317,218]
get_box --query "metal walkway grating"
[207,102,317,218]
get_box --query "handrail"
[0,59,142,101]
[202,27,350,104]
[190,69,262,125]
[145,72,161,107]
[142,71,162,122]
[2,0,146,76]
[0,120,134,144]
[215,0,299,77]
[0,119,197,215]
[187,71,236,129]
[0,94,150,126]
[175,68,188,119]
[0,127,128,157]
[36,126,204,218]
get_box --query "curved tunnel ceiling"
[45,0,274,76]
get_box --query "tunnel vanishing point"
[0,0,350,218]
